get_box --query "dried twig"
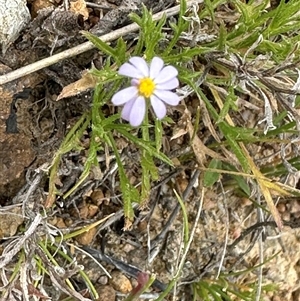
[0,0,203,86]
[81,246,168,291]
[0,214,43,269]
[149,169,201,250]
[216,181,229,279]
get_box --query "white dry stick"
[255,232,263,301]
[257,87,277,134]
[255,204,264,301]
[20,261,30,301]
[0,213,43,269]
[243,34,263,61]
[248,81,276,134]
[216,181,229,279]
[48,271,92,301]
[0,0,203,85]
[21,172,44,217]
[292,69,300,95]
[70,243,111,279]
[173,187,204,280]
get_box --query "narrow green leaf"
[115,127,173,166]
[218,85,238,121]
[201,281,223,301]
[140,152,158,204]
[218,21,227,51]
[219,122,249,172]
[82,31,123,65]
[233,175,251,196]
[116,38,127,62]
[163,0,189,55]
[106,132,137,221]
[223,163,251,196]
[174,190,189,246]
[155,119,163,152]
[204,159,222,188]
[203,0,215,25]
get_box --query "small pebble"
[94,285,116,301]
[75,227,97,245]
[109,270,132,293]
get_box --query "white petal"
[156,77,179,90]
[129,96,146,126]
[121,98,135,121]
[119,63,144,78]
[129,57,149,77]
[149,57,164,78]
[150,95,167,119]
[154,90,180,106]
[112,86,138,105]
[131,78,139,86]
[154,66,178,84]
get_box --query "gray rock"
[0,0,30,53]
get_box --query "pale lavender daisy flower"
[112,56,180,126]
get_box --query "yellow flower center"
[138,78,155,98]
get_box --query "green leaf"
[218,122,249,172]
[201,281,223,301]
[155,119,163,152]
[140,153,155,204]
[164,47,210,63]
[218,84,238,122]
[218,21,227,51]
[130,5,166,58]
[82,31,125,65]
[113,126,174,166]
[203,0,215,25]
[106,132,138,221]
[234,175,251,196]
[116,38,127,62]
[224,162,251,196]
[204,159,222,187]
[163,0,189,55]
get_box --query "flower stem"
[140,101,152,207]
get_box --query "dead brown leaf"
[184,108,225,166]
[32,0,55,18]
[56,71,98,101]
[70,0,89,20]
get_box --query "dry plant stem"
[70,243,111,278]
[158,186,204,300]
[255,203,264,301]
[0,214,43,269]
[97,169,181,232]
[216,181,229,279]
[21,172,44,216]
[20,261,30,301]
[150,169,201,250]
[227,218,300,271]
[81,246,167,291]
[175,188,204,278]
[256,231,263,301]
[36,247,91,301]
[0,0,202,86]
[12,164,48,206]
[85,2,112,9]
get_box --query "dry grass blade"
[241,144,283,229]
[184,108,225,166]
[211,86,283,230]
